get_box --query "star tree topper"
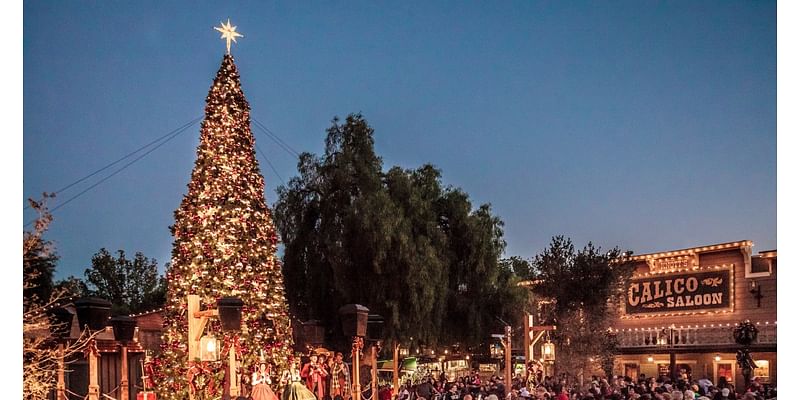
[215,19,243,54]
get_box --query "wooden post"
[120,345,129,400]
[88,343,100,400]
[504,325,512,386]
[371,345,378,400]
[524,313,533,364]
[57,343,66,400]
[392,343,399,399]
[229,344,240,397]
[352,337,363,400]
[188,295,201,361]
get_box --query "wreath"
[733,320,759,346]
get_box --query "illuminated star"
[214,19,244,54]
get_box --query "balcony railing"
[614,324,777,348]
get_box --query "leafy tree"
[53,275,89,298]
[275,114,527,350]
[84,248,166,315]
[529,236,634,381]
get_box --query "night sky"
[23,2,776,280]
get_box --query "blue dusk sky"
[23,2,776,279]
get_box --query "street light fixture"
[542,340,555,362]
[339,304,370,400]
[110,316,137,400]
[541,331,555,377]
[186,295,244,399]
[658,325,677,382]
[74,297,111,400]
[199,334,220,361]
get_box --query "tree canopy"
[84,248,166,315]
[527,236,635,380]
[274,114,527,350]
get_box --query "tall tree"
[155,54,294,400]
[529,236,634,381]
[275,114,526,350]
[83,248,166,315]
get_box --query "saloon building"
[611,240,776,392]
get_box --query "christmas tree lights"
[154,54,294,400]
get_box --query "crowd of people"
[243,353,776,400]
[383,371,777,400]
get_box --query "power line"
[24,118,200,227]
[251,118,301,158]
[254,142,286,186]
[24,116,203,210]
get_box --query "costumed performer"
[282,358,318,400]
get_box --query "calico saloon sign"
[626,269,732,315]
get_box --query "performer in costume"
[318,353,332,396]
[301,354,328,399]
[251,357,279,400]
[330,352,351,400]
[282,358,317,400]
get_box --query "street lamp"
[492,325,513,385]
[110,316,137,400]
[658,325,677,382]
[541,331,555,377]
[339,304,370,400]
[541,340,555,362]
[199,333,220,361]
[367,314,385,400]
[74,297,111,400]
[733,320,759,388]
[186,295,244,399]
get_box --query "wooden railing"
[614,323,777,348]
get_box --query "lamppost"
[492,325,513,385]
[733,320,759,389]
[74,297,112,400]
[339,304,370,400]
[657,325,676,383]
[110,316,137,400]
[367,314,385,400]
[186,295,244,399]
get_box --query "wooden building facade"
[611,240,777,393]
[51,308,162,400]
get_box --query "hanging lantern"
[200,334,220,361]
[542,340,555,362]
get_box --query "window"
[753,360,770,382]
[624,363,639,380]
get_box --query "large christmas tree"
[154,51,294,399]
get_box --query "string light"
[152,54,295,400]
